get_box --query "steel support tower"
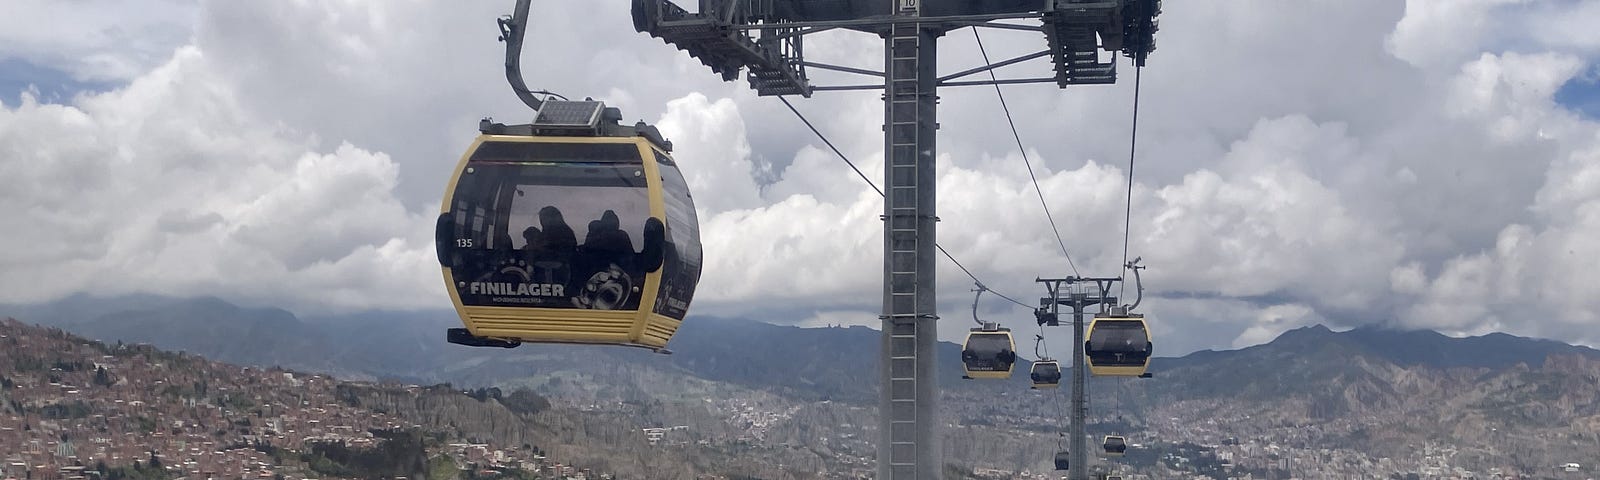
[634,1,1158,477]
[1039,276,1119,479]
[880,5,942,477]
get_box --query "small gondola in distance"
[1084,312,1153,376]
[1103,435,1128,457]
[961,325,1016,379]
[1030,359,1062,389]
[1054,451,1070,471]
[436,100,702,352]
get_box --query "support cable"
[778,96,1032,310]
[779,97,881,198]
[1051,356,1068,450]
[969,32,1087,448]
[1118,65,1143,299]
[971,27,1081,278]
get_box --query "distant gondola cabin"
[1103,435,1127,457]
[1030,359,1062,389]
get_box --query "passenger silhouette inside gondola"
[518,225,546,269]
[536,206,577,253]
[521,226,543,251]
[582,210,636,254]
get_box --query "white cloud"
[0,0,197,82]
[1386,0,1529,70]
[656,94,763,214]
[1403,142,1600,340]
[0,46,437,312]
[1232,304,1327,349]
[1447,52,1586,140]
[698,192,882,306]
[1389,262,1428,295]
[4,0,1600,355]
[1390,46,1600,343]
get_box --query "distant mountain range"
[2,294,377,378]
[1174,323,1600,371]
[1151,323,1600,406]
[2,294,1044,399]
[6,295,1598,402]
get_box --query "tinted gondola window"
[966,333,1010,355]
[1090,322,1149,352]
[1104,437,1127,455]
[1088,321,1151,365]
[470,141,642,164]
[1032,362,1062,383]
[444,141,652,311]
[652,150,702,320]
[963,333,1014,371]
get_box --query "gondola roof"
[478,100,673,151]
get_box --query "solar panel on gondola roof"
[534,100,604,127]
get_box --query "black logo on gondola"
[573,263,632,310]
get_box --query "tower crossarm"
[634,0,812,96]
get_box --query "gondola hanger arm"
[498,0,567,113]
[971,283,987,328]
[1124,257,1146,311]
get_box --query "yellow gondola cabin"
[436,100,701,352]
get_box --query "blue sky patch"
[1554,64,1600,120]
[0,58,117,107]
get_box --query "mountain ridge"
[1160,323,1600,372]
[8,295,1599,398]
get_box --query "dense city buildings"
[4,318,1594,479]
[0,319,578,480]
